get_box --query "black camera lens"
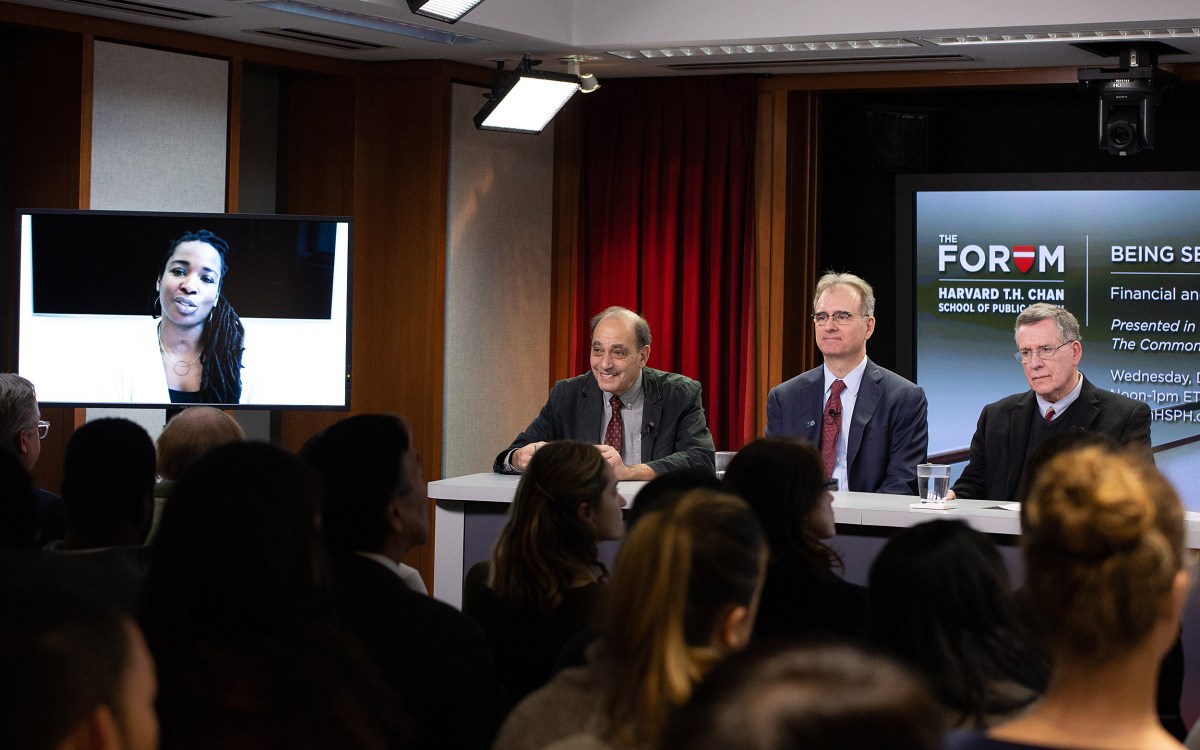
[1107,121,1135,149]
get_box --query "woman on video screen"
[152,230,245,404]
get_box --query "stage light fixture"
[566,59,601,93]
[474,57,581,134]
[406,0,484,24]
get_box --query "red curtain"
[574,76,757,451]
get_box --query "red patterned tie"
[820,380,846,479]
[604,395,624,456]
[1045,407,1055,423]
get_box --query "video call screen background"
[900,173,1200,511]
[16,210,352,408]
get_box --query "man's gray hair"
[813,272,875,317]
[0,374,38,448]
[590,306,652,349]
[1014,303,1080,345]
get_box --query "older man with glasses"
[766,272,928,495]
[0,373,63,543]
[949,303,1152,503]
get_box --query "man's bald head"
[156,407,245,481]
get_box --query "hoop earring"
[152,297,162,316]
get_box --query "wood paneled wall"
[3,27,89,492]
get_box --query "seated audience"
[722,436,867,644]
[945,446,1189,750]
[0,449,39,549]
[1016,432,1187,740]
[302,414,508,749]
[149,406,244,542]
[464,439,626,702]
[553,466,727,675]
[0,373,62,544]
[869,519,1048,729]
[47,418,156,609]
[139,442,406,749]
[0,552,158,750]
[624,465,724,529]
[494,488,767,750]
[661,643,943,750]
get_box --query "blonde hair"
[1022,446,1185,660]
[490,440,608,613]
[599,488,765,747]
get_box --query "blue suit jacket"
[765,359,928,495]
[493,367,716,475]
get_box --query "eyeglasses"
[1013,340,1076,363]
[811,311,864,325]
[34,420,50,440]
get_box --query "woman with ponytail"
[463,440,625,703]
[493,488,767,750]
[151,230,245,404]
[945,445,1190,750]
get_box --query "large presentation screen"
[16,210,352,409]
[902,173,1200,509]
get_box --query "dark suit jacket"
[765,359,928,495]
[493,367,716,475]
[329,553,509,750]
[951,374,1152,502]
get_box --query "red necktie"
[1045,407,1055,423]
[820,380,846,479]
[604,395,624,456]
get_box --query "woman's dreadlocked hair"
[155,230,245,404]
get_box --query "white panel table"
[430,475,1200,608]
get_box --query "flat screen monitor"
[16,209,351,409]
[899,172,1200,510]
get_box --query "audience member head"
[155,407,244,481]
[0,554,158,750]
[661,643,941,750]
[626,465,724,529]
[301,414,428,559]
[0,373,43,471]
[723,437,837,573]
[62,419,156,548]
[141,441,330,639]
[1022,445,1186,662]
[139,442,406,748]
[599,488,766,747]
[490,440,624,613]
[0,449,39,549]
[868,520,1048,727]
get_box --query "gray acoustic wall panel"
[442,82,555,478]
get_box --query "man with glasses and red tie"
[949,303,1151,503]
[0,373,61,542]
[766,272,928,495]
[494,306,715,480]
